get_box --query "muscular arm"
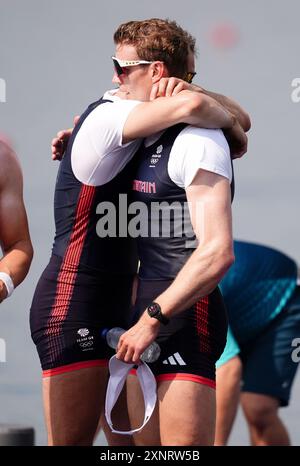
[150,78,251,132]
[197,87,250,157]
[116,170,234,363]
[122,90,235,143]
[196,87,251,132]
[153,171,234,312]
[0,143,33,302]
[148,79,249,158]
[52,90,242,160]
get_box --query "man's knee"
[241,393,279,429]
[217,356,242,383]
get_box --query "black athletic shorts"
[240,286,300,406]
[131,279,228,388]
[30,254,134,377]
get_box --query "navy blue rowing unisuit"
[30,98,138,376]
[131,124,234,387]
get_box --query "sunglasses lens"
[185,72,196,84]
[112,59,124,76]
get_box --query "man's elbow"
[241,112,251,132]
[27,242,34,266]
[215,248,235,281]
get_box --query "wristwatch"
[147,302,169,325]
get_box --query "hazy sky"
[0,0,299,445]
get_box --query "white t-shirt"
[169,126,231,187]
[71,89,142,186]
[145,127,232,188]
[72,89,231,188]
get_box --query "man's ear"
[151,62,168,83]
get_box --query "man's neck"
[114,89,130,100]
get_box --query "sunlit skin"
[46,23,250,447]
[112,44,196,102]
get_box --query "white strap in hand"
[105,355,157,435]
[0,272,14,298]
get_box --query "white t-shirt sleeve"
[168,126,232,189]
[71,99,142,185]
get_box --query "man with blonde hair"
[44,18,249,445]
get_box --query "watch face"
[147,302,169,325]
[148,303,159,317]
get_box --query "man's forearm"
[185,92,236,130]
[0,240,33,288]
[115,244,234,364]
[197,86,251,132]
[145,172,234,321]
[151,244,234,320]
[149,78,251,132]
[122,91,235,143]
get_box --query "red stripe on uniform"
[129,369,215,389]
[156,373,216,389]
[195,296,210,353]
[45,185,96,362]
[42,359,108,378]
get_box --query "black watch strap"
[147,302,169,325]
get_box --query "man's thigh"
[100,381,135,446]
[43,366,109,445]
[158,380,216,446]
[127,376,216,446]
[127,374,160,446]
[128,280,226,445]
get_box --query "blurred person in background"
[0,135,33,304]
[215,240,300,446]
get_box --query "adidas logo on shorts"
[162,352,186,366]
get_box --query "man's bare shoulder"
[0,141,22,190]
